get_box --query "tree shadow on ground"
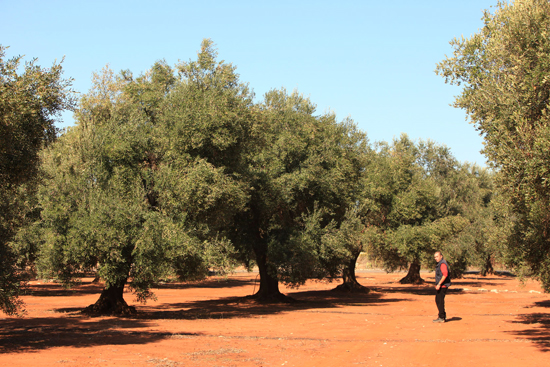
[508,300,550,352]
[22,277,254,297]
[21,282,105,297]
[375,278,529,295]
[509,313,550,352]
[367,276,516,295]
[463,271,516,277]
[0,316,198,354]
[369,277,511,290]
[1,287,406,353]
[368,285,464,296]
[452,281,508,287]
[153,277,256,290]
[131,289,407,321]
[0,277,256,353]
[468,276,516,281]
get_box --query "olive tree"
[364,135,491,284]
[0,46,74,315]
[436,0,550,290]
[232,89,370,300]
[34,39,371,309]
[35,41,249,314]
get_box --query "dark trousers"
[435,287,447,319]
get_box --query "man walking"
[433,251,451,323]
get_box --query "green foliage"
[0,45,74,314]
[33,40,250,306]
[436,0,550,289]
[364,135,496,277]
[0,46,74,186]
[30,39,369,303]
[0,236,23,315]
[234,88,370,290]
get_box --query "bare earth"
[1,271,549,367]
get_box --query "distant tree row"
[1,40,497,315]
[7,1,550,316]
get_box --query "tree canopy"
[5,27,517,316]
[33,41,250,314]
[436,0,550,290]
[232,88,370,300]
[363,135,494,283]
[29,40,369,312]
[0,46,74,315]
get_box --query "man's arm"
[436,263,448,290]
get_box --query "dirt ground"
[1,270,549,367]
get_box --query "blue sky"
[2,0,498,165]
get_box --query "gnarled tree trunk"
[399,260,424,284]
[83,279,136,315]
[334,251,369,292]
[251,244,293,303]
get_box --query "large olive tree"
[436,0,550,290]
[35,41,249,314]
[233,89,369,300]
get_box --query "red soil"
[1,271,549,367]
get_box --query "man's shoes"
[432,318,446,323]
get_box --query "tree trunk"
[334,251,369,292]
[83,280,136,315]
[480,254,494,276]
[399,260,424,284]
[250,244,293,303]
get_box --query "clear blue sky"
[2,0,498,166]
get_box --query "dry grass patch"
[146,357,181,367]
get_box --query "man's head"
[434,251,443,263]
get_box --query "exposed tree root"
[83,302,136,316]
[334,252,370,292]
[82,285,136,316]
[246,291,297,304]
[398,274,425,284]
[399,261,425,284]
